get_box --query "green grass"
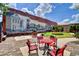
[43,32,53,36]
[43,32,74,38]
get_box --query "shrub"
[75,32,79,38]
[52,32,63,35]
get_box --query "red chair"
[37,36,45,48]
[47,42,57,56]
[47,47,57,56]
[26,39,38,55]
[48,44,67,56]
[37,36,43,43]
[56,45,67,56]
[50,38,57,46]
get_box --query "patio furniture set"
[26,33,67,56]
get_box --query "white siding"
[6,12,51,32]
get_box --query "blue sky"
[0,3,79,24]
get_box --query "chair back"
[26,39,31,49]
[37,36,43,40]
[50,38,57,47]
[56,45,67,56]
[50,38,57,43]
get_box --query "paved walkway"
[0,35,79,56]
[57,38,79,47]
[57,38,79,56]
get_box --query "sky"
[0,3,79,24]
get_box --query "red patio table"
[40,39,54,55]
[40,39,53,44]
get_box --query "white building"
[6,8,57,33]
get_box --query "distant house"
[58,23,79,32]
[2,8,57,33]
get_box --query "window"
[12,18,14,23]
[27,19,30,22]
[27,19,30,28]
[15,26,16,30]
[13,25,15,31]
[29,23,36,28]
[20,20,23,27]
[37,24,40,29]
[13,14,19,23]
[18,20,19,23]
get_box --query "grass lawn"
[43,32,74,38]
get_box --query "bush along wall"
[75,32,79,39]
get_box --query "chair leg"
[42,44,47,55]
[36,49,38,56]
[47,51,49,56]
[0,37,1,43]
[28,50,31,56]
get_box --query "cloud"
[20,3,54,19]
[34,3,53,17]
[8,3,17,9]
[70,3,79,9]
[21,8,34,15]
[60,19,70,23]
[63,19,69,22]
[60,13,79,24]
[70,14,79,23]
[69,3,79,23]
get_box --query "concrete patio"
[0,35,79,56]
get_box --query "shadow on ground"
[66,40,79,56]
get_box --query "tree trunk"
[0,34,1,43]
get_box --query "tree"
[0,3,9,15]
[69,25,76,32]
[52,26,64,32]
[57,26,64,32]
[0,3,9,43]
[76,25,79,32]
[53,26,58,32]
